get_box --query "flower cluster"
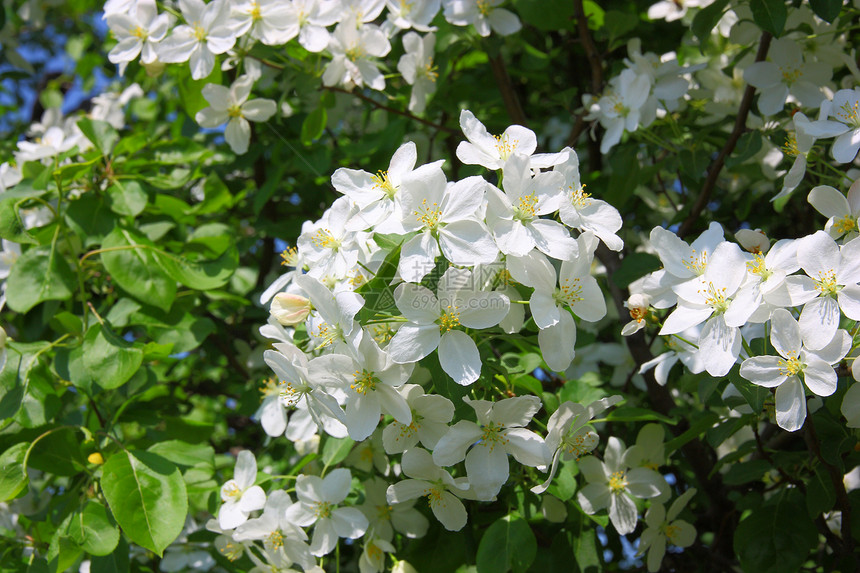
[627,189,860,432]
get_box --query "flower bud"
[392,561,419,573]
[270,293,311,326]
[735,228,770,254]
[88,452,104,465]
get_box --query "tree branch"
[488,53,528,126]
[677,32,772,238]
[321,85,458,135]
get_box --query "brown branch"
[573,0,602,94]
[488,54,528,127]
[677,32,772,238]
[320,85,458,135]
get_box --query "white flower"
[358,477,428,542]
[385,0,440,31]
[397,169,498,282]
[647,0,712,21]
[740,308,851,431]
[233,490,315,570]
[231,0,298,45]
[158,0,237,80]
[808,179,860,240]
[323,23,391,91]
[397,32,438,114]
[382,384,454,454]
[386,448,471,531]
[387,267,510,385]
[639,327,705,385]
[775,112,819,201]
[15,126,80,163]
[638,489,697,572]
[433,395,548,500]
[293,0,340,52]
[532,396,622,494]
[842,381,860,428]
[218,450,266,530]
[815,87,860,163]
[456,109,537,170]
[585,68,652,154]
[284,468,369,556]
[486,153,577,260]
[576,437,667,535]
[743,37,830,116]
[622,293,650,336]
[359,537,396,573]
[195,76,276,154]
[297,198,363,282]
[105,0,170,68]
[785,231,860,350]
[555,148,624,251]
[443,0,522,37]
[295,273,365,352]
[647,222,726,308]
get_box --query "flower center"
[219,540,243,561]
[280,246,299,266]
[630,306,647,323]
[699,281,728,313]
[312,228,341,250]
[513,192,538,221]
[554,278,583,306]
[314,501,334,519]
[227,104,243,119]
[372,170,397,199]
[836,100,860,128]
[351,369,379,395]
[414,198,443,229]
[778,352,804,376]
[480,421,509,452]
[569,183,592,209]
[746,253,772,280]
[377,504,393,520]
[426,484,445,505]
[193,23,207,42]
[132,25,148,40]
[494,134,517,160]
[682,249,707,275]
[421,61,439,82]
[662,523,680,542]
[476,0,492,16]
[249,0,262,20]
[608,470,628,493]
[814,270,839,296]
[833,215,857,235]
[781,133,799,157]
[562,428,598,458]
[260,377,283,397]
[314,321,343,348]
[223,482,243,501]
[279,381,305,407]
[346,45,365,62]
[438,305,461,332]
[399,0,413,15]
[266,531,284,549]
[779,66,802,85]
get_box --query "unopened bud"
[735,228,770,254]
[88,452,104,465]
[270,293,311,326]
[392,561,419,573]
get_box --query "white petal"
[438,330,482,385]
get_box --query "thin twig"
[488,54,527,126]
[677,32,772,238]
[573,0,602,94]
[321,85,458,134]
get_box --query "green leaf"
[0,189,44,244]
[77,118,119,155]
[65,194,116,246]
[476,514,537,573]
[605,146,641,206]
[357,243,401,318]
[750,0,787,37]
[148,440,215,469]
[68,502,120,556]
[106,180,148,217]
[101,228,176,311]
[301,106,327,145]
[664,411,720,455]
[679,148,710,180]
[82,324,144,390]
[321,437,354,468]
[809,0,842,22]
[512,0,575,31]
[728,367,769,413]
[155,245,238,290]
[26,427,88,477]
[726,131,763,168]
[101,450,188,557]
[178,65,222,118]
[723,459,770,485]
[734,489,817,573]
[5,246,76,313]
[604,407,676,425]
[806,464,836,518]
[611,253,661,288]
[90,536,130,573]
[0,443,29,501]
[691,0,730,46]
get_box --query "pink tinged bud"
[270,293,311,325]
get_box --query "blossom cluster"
[626,181,860,432]
[196,109,709,572]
